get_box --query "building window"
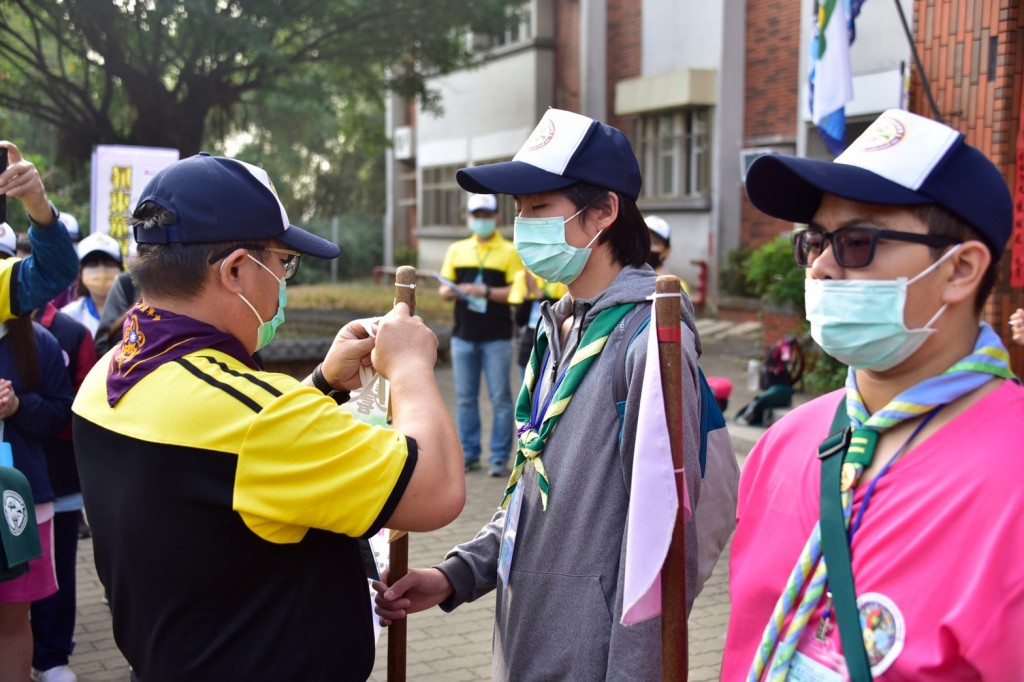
[421,164,463,227]
[473,1,533,50]
[471,158,516,227]
[634,109,710,200]
[423,161,517,229]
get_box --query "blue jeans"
[451,337,515,465]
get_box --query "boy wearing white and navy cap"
[375,109,739,681]
[723,109,1024,680]
[71,153,465,680]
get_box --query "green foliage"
[394,246,419,268]
[0,0,525,164]
[287,279,451,326]
[214,87,388,220]
[802,348,848,395]
[296,214,384,283]
[0,0,524,242]
[745,236,805,313]
[720,245,756,297]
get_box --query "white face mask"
[513,207,599,285]
[804,245,960,371]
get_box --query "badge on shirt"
[858,592,905,675]
[468,273,488,314]
[790,591,905,680]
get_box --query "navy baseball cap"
[746,109,1012,258]
[456,109,642,200]
[134,153,340,259]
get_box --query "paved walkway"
[64,317,786,681]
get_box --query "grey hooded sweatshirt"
[436,266,737,680]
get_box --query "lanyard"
[476,240,493,273]
[847,407,941,545]
[526,348,570,432]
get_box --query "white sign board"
[90,145,179,258]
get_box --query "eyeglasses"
[208,244,302,281]
[791,225,960,269]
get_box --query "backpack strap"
[818,398,873,681]
[613,301,720,478]
[613,302,652,410]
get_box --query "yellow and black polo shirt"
[439,231,523,341]
[72,348,416,681]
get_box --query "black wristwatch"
[312,363,350,405]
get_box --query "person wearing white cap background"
[644,214,672,273]
[644,214,691,294]
[59,233,123,338]
[375,108,738,680]
[722,110,1024,680]
[437,192,522,476]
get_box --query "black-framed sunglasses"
[791,225,960,269]
[208,243,302,281]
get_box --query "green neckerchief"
[502,302,635,510]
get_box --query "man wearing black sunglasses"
[722,110,1024,680]
[70,154,465,680]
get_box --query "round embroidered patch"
[526,118,556,152]
[3,489,28,537]
[860,116,907,152]
[858,592,905,675]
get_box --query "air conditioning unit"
[393,126,415,161]
[739,147,788,182]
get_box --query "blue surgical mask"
[804,245,960,371]
[513,207,599,285]
[469,217,497,238]
[238,254,287,351]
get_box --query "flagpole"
[655,275,688,681]
[387,265,416,682]
[892,0,943,121]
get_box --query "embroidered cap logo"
[526,118,556,152]
[860,116,907,152]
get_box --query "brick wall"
[554,0,580,111]
[910,0,1024,368]
[741,0,803,249]
[606,0,642,134]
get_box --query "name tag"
[497,485,524,588]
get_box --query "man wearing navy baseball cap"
[71,153,465,680]
[723,110,1024,680]
[375,109,739,680]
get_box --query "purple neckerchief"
[106,304,259,406]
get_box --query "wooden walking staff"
[655,275,688,681]
[386,265,416,682]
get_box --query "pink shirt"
[722,382,1024,681]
